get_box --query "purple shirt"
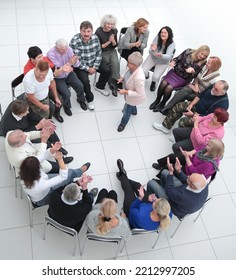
[47,46,80,79]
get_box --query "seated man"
[23,60,61,119]
[147,157,209,218]
[153,80,229,134]
[24,46,63,122]
[0,99,68,154]
[5,129,73,175]
[70,20,110,110]
[47,38,87,116]
[48,174,98,232]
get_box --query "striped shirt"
[69,33,102,71]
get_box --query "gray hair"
[218,80,229,92]
[63,183,81,202]
[55,38,68,48]
[100,14,117,29]
[128,52,143,66]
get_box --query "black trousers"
[95,188,118,204]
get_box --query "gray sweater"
[85,208,132,242]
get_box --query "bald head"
[188,173,207,190]
[7,130,26,147]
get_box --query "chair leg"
[43,221,47,240]
[80,236,87,258]
[152,230,161,249]
[15,181,17,198]
[29,204,33,228]
[114,241,121,260]
[93,72,97,86]
[171,219,183,238]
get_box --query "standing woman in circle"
[142,26,175,92]
[118,18,150,61]
[150,45,210,112]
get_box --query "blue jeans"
[36,168,83,206]
[147,169,183,199]
[120,103,137,126]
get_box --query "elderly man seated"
[47,38,87,116]
[48,174,98,232]
[5,129,73,175]
[147,157,208,218]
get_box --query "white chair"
[81,231,125,260]
[43,216,81,256]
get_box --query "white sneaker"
[94,86,110,96]
[168,134,175,143]
[153,122,170,134]
[87,102,95,110]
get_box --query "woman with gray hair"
[117,52,146,132]
[95,14,120,97]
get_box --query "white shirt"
[23,68,54,101]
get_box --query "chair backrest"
[81,232,124,259]
[43,216,80,256]
[0,103,3,136]
[11,73,24,100]
[119,27,128,41]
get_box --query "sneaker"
[89,187,98,198]
[87,102,95,110]
[153,123,170,134]
[94,86,110,96]
[168,134,175,143]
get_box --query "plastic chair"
[11,165,21,198]
[81,232,125,259]
[11,73,24,100]
[118,27,128,62]
[43,216,81,256]
[0,103,3,136]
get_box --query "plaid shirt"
[69,33,102,71]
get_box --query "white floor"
[0,0,236,260]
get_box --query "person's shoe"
[81,162,91,172]
[111,88,118,97]
[63,156,74,164]
[64,106,72,116]
[116,172,122,180]
[117,124,125,132]
[117,159,127,175]
[160,108,169,116]
[149,100,160,110]
[168,134,175,143]
[153,123,170,134]
[77,99,87,111]
[153,104,164,112]
[54,113,64,123]
[60,147,68,156]
[152,162,161,170]
[150,81,156,91]
[94,86,110,96]
[87,102,95,110]
[145,72,150,79]
[89,187,98,198]
[131,111,137,115]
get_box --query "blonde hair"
[97,199,117,235]
[207,138,225,158]
[192,45,210,63]
[154,198,171,230]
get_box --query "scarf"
[196,148,219,171]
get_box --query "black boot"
[150,81,156,91]
[117,159,127,175]
[149,99,161,110]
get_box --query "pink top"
[190,114,225,148]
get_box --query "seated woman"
[85,188,131,242]
[152,138,224,182]
[95,14,120,97]
[150,45,210,112]
[172,108,229,159]
[160,56,222,115]
[118,18,149,61]
[19,149,90,206]
[142,26,175,91]
[116,159,171,231]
